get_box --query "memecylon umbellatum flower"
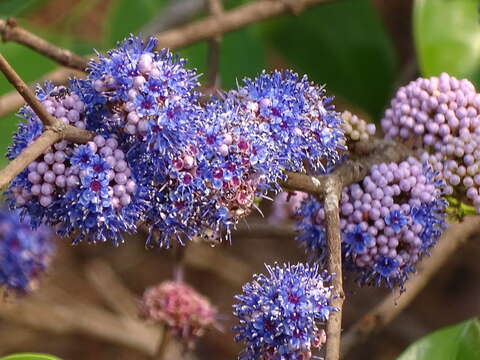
[6,83,146,245]
[140,281,218,347]
[0,209,54,293]
[233,263,335,360]
[296,157,447,288]
[231,70,346,176]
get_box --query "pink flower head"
[140,281,218,347]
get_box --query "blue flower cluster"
[233,263,336,360]
[232,70,345,175]
[296,157,447,289]
[7,35,344,247]
[0,208,54,293]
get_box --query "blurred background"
[0,0,479,359]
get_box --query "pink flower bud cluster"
[140,281,218,347]
[11,87,87,207]
[382,73,480,212]
[87,135,137,210]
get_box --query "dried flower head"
[140,281,218,347]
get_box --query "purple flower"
[70,145,95,169]
[344,225,373,254]
[0,209,54,293]
[374,256,399,280]
[385,210,408,233]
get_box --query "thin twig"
[0,130,60,188]
[0,18,89,71]
[142,0,209,36]
[1,52,57,127]
[205,0,224,92]
[0,67,83,118]
[282,139,412,198]
[154,0,336,49]
[340,216,480,357]
[322,178,344,360]
[0,53,93,188]
[173,243,188,282]
[85,259,139,318]
[0,296,163,355]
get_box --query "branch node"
[47,121,68,138]
[6,17,17,28]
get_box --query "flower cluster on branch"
[6,35,345,248]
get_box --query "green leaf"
[414,0,480,86]
[106,0,168,46]
[0,353,62,360]
[218,26,266,89]
[259,0,397,119]
[397,318,480,360]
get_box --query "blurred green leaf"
[259,0,397,119]
[177,42,207,76]
[219,26,266,88]
[414,0,480,86]
[0,0,46,16]
[397,318,480,360]
[0,42,60,168]
[106,0,168,46]
[0,354,62,360]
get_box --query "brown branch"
[281,139,411,359]
[205,0,224,91]
[1,52,59,127]
[282,139,412,197]
[0,130,60,189]
[0,325,38,352]
[0,18,89,71]
[154,0,337,49]
[185,242,251,285]
[340,216,480,357]
[0,296,163,355]
[0,67,83,118]
[85,259,139,318]
[0,52,93,188]
[323,178,344,360]
[142,0,210,36]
